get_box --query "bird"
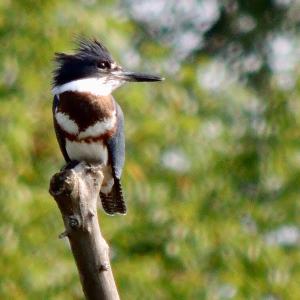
[52,38,163,215]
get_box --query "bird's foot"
[61,160,80,171]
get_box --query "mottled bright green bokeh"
[0,1,299,299]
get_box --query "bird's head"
[52,38,163,96]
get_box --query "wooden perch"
[49,162,120,300]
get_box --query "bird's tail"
[100,177,127,215]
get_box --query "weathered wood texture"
[49,162,120,300]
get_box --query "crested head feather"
[75,38,113,62]
[53,38,114,87]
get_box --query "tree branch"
[49,162,120,300]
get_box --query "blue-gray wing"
[100,101,126,215]
[52,95,70,162]
[107,102,125,179]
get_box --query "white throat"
[52,77,124,96]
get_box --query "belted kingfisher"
[52,38,163,215]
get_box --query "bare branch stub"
[49,162,120,300]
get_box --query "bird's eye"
[97,61,110,69]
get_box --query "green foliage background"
[1,1,300,299]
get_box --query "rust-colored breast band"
[58,91,115,131]
[62,127,117,143]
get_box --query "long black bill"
[113,71,164,82]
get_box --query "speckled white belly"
[66,139,108,164]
